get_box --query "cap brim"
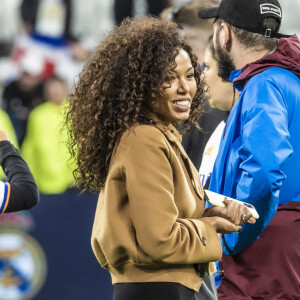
[198,7,219,19]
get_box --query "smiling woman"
[152,49,197,123]
[64,16,244,300]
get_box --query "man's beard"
[214,31,236,82]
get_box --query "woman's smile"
[153,49,196,124]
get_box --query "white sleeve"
[199,121,226,187]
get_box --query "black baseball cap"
[198,0,291,38]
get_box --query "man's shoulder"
[243,67,300,101]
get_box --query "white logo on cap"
[260,4,282,18]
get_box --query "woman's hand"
[202,216,242,234]
[0,130,10,142]
[203,198,256,226]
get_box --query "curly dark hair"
[65,16,205,191]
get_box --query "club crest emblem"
[0,229,47,300]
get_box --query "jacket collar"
[232,35,300,88]
[154,122,182,142]
[148,113,183,143]
[148,113,191,160]
[229,69,243,92]
[154,123,189,161]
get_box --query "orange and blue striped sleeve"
[0,182,11,213]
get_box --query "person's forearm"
[0,141,39,212]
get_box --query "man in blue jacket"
[198,0,300,299]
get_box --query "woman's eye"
[199,63,205,70]
[202,63,208,70]
[187,73,195,78]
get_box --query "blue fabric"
[209,67,300,255]
[30,33,68,48]
[0,182,9,213]
[214,261,221,287]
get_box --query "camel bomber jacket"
[91,122,222,292]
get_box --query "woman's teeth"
[173,100,189,106]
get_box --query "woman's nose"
[178,78,189,93]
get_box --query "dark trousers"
[113,282,196,300]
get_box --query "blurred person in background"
[5,0,91,88]
[162,0,228,173]
[0,0,22,58]
[65,16,251,300]
[161,0,218,62]
[0,129,39,213]
[22,76,75,194]
[0,108,19,180]
[114,0,167,25]
[0,0,114,88]
[20,0,74,44]
[2,51,45,145]
[20,0,92,62]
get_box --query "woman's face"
[153,49,197,124]
[203,47,234,111]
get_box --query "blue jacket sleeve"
[222,76,293,255]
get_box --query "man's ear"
[220,22,232,51]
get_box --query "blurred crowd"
[0,0,299,196]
